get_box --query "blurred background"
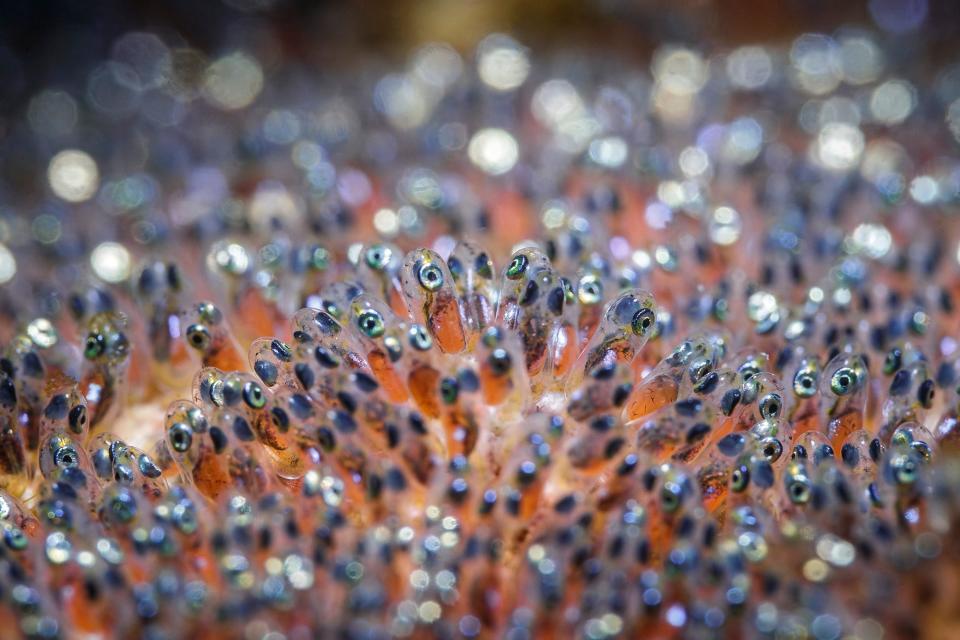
[2,0,959,119]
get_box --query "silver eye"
[409,325,433,351]
[759,437,783,463]
[243,381,267,409]
[169,423,194,453]
[356,310,385,338]
[793,363,818,398]
[631,308,656,336]
[364,245,392,271]
[759,393,782,419]
[660,481,684,512]
[186,324,211,351]
[830,366,859,396]
[577,276,602,305]
[54,445,79,469]
[785,464,812,504]
[417,262,444,291]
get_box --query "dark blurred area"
[2,0,959,115]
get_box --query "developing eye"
[830,366,859,396]
[506,253,529,279]
[417,262,444,291]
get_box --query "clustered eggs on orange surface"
[1,25,960,640]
